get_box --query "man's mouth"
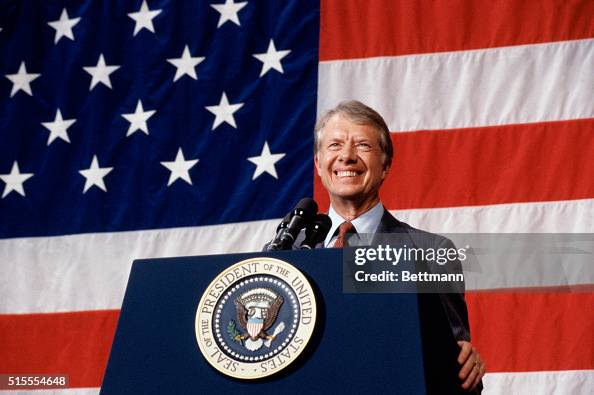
[334,170,361,177]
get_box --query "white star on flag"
[252,39,291,77]
[205,92,244,130]
[0,161,34,198]
[79,155,114,193]
[121,100,156,136]
[247,141,285,180]
[128,0,162,36]
[41,109,76,145]
[83,54,120,90]
[167,45,205,82]
[5,62,41,97]
[210,0,248,28]
[47,8,81,44]
[160,148,199,186]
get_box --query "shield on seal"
[247,317,263,338]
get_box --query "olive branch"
[227,320,242,344]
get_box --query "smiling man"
[314,100,485,392]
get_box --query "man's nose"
[338,144,357,162]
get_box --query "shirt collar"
[323,202,385,247]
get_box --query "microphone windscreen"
[314,213,331,231]
[301,213,332,248]
[276,212,292,231]
[312,213,331,236]
[294,197,318,217]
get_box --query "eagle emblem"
[229,287,285,351]
[196,257,317,379]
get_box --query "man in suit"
[315,100,485,392]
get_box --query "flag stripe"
[320,0,594,60]
[314,119,594,210]
[392,200,594,234]
[0,310,119,389]
[318,39,594,132]
[0,219,278,314]
[1,290,591,389]
[386,119,594,209]
[482,370,594,395]
[466,291,594,372]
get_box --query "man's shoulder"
[379,210,453,248]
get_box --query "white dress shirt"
[323,202,385,247]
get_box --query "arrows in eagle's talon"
[264,322,286,347]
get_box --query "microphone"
[267,212,292,251]
[267,198,318,251]
[300,213,332,249]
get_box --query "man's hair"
[314,100,393,166]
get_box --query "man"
[314,100,485,392]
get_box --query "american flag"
[1,0,593,394]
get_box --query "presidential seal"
[195,257,317,379]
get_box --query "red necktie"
[334,221,355,248]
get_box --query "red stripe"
[320,0,594,61]
[466,290,594,372]
[0,310,119,388]
[314,119,594,210]
[0,292,592,387]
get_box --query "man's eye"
[357,143,371,149]
[328,143,340,149]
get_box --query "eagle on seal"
[234,287,284,343]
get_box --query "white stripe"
[396,200,594,291]
[0,219,278,314]
[318,39,594,132]
[2,199,593,313]
[483,370,594,395]
[394,199,594,290]
[392,199,594,233]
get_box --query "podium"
[101,249,465,394]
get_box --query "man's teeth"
[337,171,358,177]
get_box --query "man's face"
[315,114,390,206]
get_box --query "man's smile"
[334,170,363,178]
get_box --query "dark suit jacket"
[375,210,482,394]
[374,210,471,342]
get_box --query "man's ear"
[381,162,391,180]
[314,153,321,176]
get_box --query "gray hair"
[314,100,393,166]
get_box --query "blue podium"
[101,249,464,394]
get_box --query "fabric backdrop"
[1,1,593,393]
